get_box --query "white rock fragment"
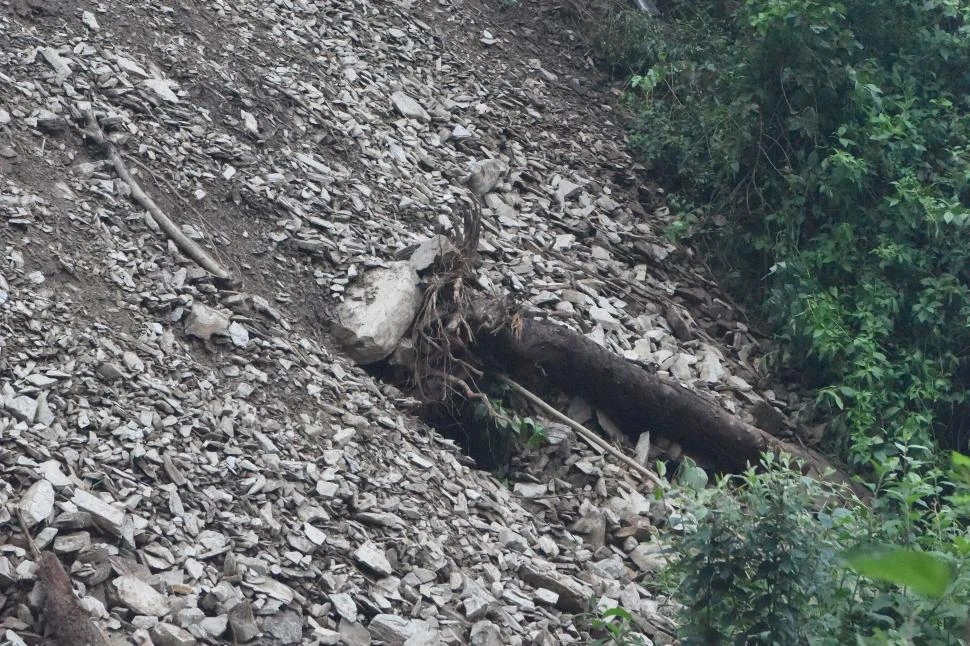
[36,461,71,488]
[4,395,37,423]
[332,262,421,364]
[368,614,415,645]
[354,541,393,577]
[629,542,666,573]
[467,159,507,196]
[469,620,503,646]
[409,235,456,272]
[534,587,559,606]
[116,56,149,77]
[555,179,582,203]
[330,593,357,622]
[241,110,258,134]
[699,352,725,383]
[24,373,57,388]
[142,78,180,103]
[71,488,125,533]
[41,48,72,79]
[227,322,250,348]
[184,303,231,340]
[81,10,100,30]
[18,479,54,527]
[390,91,430,123]
[114,575,170,616]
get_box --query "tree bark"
[473,310,841,477]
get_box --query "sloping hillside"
[0,1,801,644]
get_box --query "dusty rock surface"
[0,0,807,644]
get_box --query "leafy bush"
[670,455,970,644]
[594,0,970,468]
[672,456,848,643]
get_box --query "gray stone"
[468,159,507,196]
[71,488,124,533]
[518,562,594,613]
[330,592,357,622]
[555,179,582,203]
[333,262,422,365]
[5,395,37,423]
[36,460,71,488]
[353,541,393,576]
[53,532,91,554]
[227,322,249,348]
[338,619,371,646]
[142,78,180,103]
[228,601,259,642]
[368,614,415,645]
[0,557,16,586]
[113,575,170,616]
[469,620,503,646]
[699,351,725,383]
[629,542,666,574]
[498,528,528,552]
[184,303,231,340]
[462,579,493,620]
[97,362,125,381]
[200,614,228,638]
[263,610,303,644]
[34,392,55,427]
[534,588,559,606]
[409,235,456,272]
[403,625,441,646]
[151,622,196,646]
[390,91,430,123]
[18,479,54,527]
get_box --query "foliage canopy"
[594,0,970,468]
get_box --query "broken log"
[471,304,842,477]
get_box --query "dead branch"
[81,111,234,285]
[17,511,111,646]
[471,307,853,485]
[498,374,663,487]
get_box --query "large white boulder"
[333,262,422,364]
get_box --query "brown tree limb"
[81,111,234,284]
[471,304,851,483]
[17,511,111,646]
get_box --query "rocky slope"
[0,1,800,644]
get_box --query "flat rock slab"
[114,575,170,616]
[390,91,430,123]
[333,262,422,364]
[18,479,54,527]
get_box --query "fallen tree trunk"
[471,305,842,477]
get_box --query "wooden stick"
[81,111,234,284]
[497,374,664,488]
[18,511,111,646]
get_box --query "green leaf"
[600,607,634,621]
[952,451,970,469]
[843,547,954,598]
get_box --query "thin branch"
[80,111,234,284]
[497,374,664,488]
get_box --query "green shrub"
[672,456,848,644]
[595,1,970,470]
[670,455,970,644]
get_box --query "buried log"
[469,300,843,477]
[332,195,849,482]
